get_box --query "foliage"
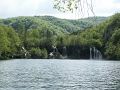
[30,48,48,59]
[0,25,21,59]
[0,13,120,60]
[105,29,120,60]
[53,0,94,15]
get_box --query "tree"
[0,25,21,59]
[30,48,48,59]
[0,28,10,59]
[54,0,94,17]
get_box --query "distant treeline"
[0,14,119,60]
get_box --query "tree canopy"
[0,13,120,60]
[54,0,94,17]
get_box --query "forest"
[0,13,119,60]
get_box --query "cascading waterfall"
[52,46,58,58]
[62,46,67,59]
[49,46,68,59]
[90,47,102,60]
[53,46,58,54]
[90,47,92,59]
[22,47,27,57]
[49,46,61,59]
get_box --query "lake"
[0,59,120,90]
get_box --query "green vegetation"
[0,25,21,59]
[30,48,48,59]
[0,13,120,60]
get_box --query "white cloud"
[0,0,119,19]
[92,0,120,16]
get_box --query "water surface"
[0,59,120,90]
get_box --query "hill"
[74,13,120,60]
[0,15,111,59]
[39,16,107,33]
[0,16,107,34]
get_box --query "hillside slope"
[39,16,107,33]
[0,16,107,34]
[75,13,120,60]
[0,15,110,59]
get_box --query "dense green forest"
[0,13,119,60]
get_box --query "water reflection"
[0,59,120,90]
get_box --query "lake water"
[0,59,120,90]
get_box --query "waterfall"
[53,46,58,58]
[90,47,92,59]
[62,46,67,59]
[49,46,68,59]
[49,46,61,59]
[22,47,27,57]
[93,47,96,59]
[53,46,58,54]
[90,47,102,60]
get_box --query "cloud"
[0,0,57,18]
[113,0,120,3]
[92,0,120,16]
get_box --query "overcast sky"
[0,0,120,19]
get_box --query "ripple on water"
[0,59,120,90]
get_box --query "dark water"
[0,59,120,90]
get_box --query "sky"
[0,0,120,19]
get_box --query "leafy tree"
[0,25,21,59]
[30,48,48,59]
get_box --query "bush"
[30,48,48,59]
